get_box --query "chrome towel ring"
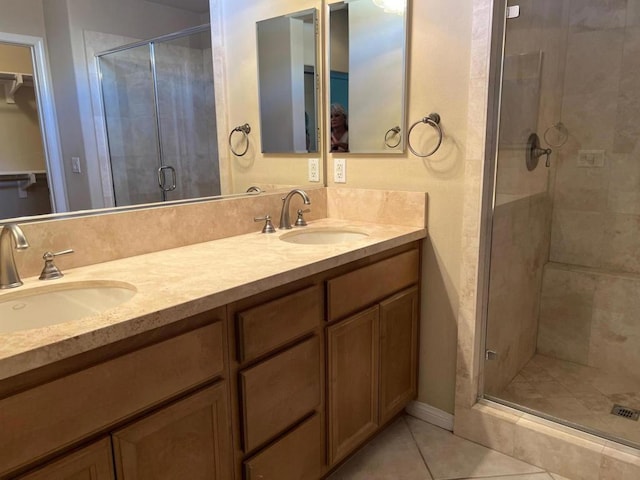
[408,113,443,157]
[384,126,402,148]
[229,123,251,156]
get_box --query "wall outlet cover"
[577,150,605,168]
[334,158,346,183]
[308,158,320,182]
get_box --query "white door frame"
[0,32,69,213]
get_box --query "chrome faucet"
[0,223,29,289]
[279,189,311,229]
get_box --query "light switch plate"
[577,150,605,168]
[71,157,82,174]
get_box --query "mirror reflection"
[97,26,220,207]
[256,9,318,154]
[329,0,408,154]
[0,0,321,225]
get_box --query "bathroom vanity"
[0,189,426,480]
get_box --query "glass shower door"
[153,28,221,202]
[99,44,163,206]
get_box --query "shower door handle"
[157,165,177,192]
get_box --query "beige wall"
[325,0,473,413]
[220,0,323,193]
[0,0,46,37]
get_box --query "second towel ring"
[408,113,443,157]
[229,123,251,156]
[384,126,402,148]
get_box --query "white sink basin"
[0,281,137,334]
[280,228,369,245]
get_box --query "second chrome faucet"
[0,223,29,289]
[279,189,311,230]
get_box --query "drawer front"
[240,336,320,453]
[243,414,323,480]
[237,285,323,363]
[327,248,419,322]
[0,320,224,477]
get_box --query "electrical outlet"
[71,157,82,174]
[308,158,320,182]
[334,158,346,183]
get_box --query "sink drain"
[611,404,640,421]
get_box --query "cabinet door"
[327,306,379,466]
[112,383,232,480]
[379,287,419,424]
[17,438,115,480]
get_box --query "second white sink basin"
[0,281,137,335]
[280,228,369,245]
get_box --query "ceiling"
[145,0,209,14]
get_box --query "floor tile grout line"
[404,416,556,480]
[404,415,437,480]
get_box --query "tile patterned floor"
[327,415,572,480]
[498,354,640,447]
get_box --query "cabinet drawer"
[239,336,320,453]
[327,249,419,321]
[237,285,323,363]
[243,414,323,480]
[0,319,224,477]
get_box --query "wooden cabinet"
[230,284,325,479]
[1,311,229,480]
[17,438,115,480]
[5,243,420,480]
[379,287,419,424]
[327,306,380,465]
[112,383,232,480]
[326,249,420,468]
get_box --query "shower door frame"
[95,24,211,206]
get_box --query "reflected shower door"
[153,28,221,202]
[99,43,163,206]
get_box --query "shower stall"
[483,1,640,449]
[97,25,220,207]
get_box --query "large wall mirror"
[328,0,408,154]
[256,9,318,154]
[0,0,322,226]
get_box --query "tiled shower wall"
[537,0,640,379]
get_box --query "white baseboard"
[405,401,455,432]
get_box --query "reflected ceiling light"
[372,0,406,15]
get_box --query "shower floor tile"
[498,354,640,447]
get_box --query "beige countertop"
[0,218,426,381]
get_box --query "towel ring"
[384,126,402,148]
[229,123,251,156]
[408,113,443,157]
